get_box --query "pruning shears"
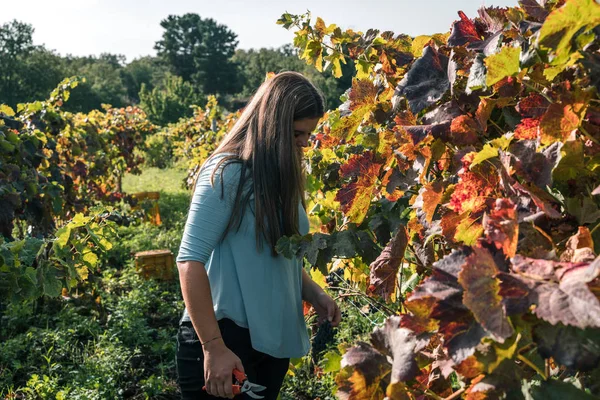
[202,368,267,399]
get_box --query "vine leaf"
[509,141,562,188]
[519,0,550,22]
[338,342,390,399]
[393,46,450,114]
[449,155,500,215]
[454,217,484,246]
[420,181,445,223]
[483,198,519,258]
[560,226,595,262]
[484,46,521,87]
[514,117,541,140]
[521,377,600,399]
[458,247,515,342]
[516,93,550,118]
[509,255,600,329]
[533,321,600,371]
[335,152,383,225]
[540,96,590,144]
[370,316,427,382]
[448,11,481,47]
[368,226,408,301]
[537,0,600,73]
[450,115,480,145]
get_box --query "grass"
[122,162,189,195]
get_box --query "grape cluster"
[311,321,336,363]
[98,211,135,227]
[325,271,343,287]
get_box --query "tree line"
[0,14,353,125]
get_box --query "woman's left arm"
[301,269,342,327]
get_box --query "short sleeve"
[176,155,243,264]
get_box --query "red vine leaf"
[368,226,409,301]
[516,93,550,118]
[509,255,600,329]
[440,210,464,243]
[514,117,541,140]
[458,247,515,342]
[540,94,590,144]
[421,181,445,223]
[450,115,480,145]
[449,169,498,215]
[448,11,481,47]
[336,152,383,225]
[401,298,440,334]
[348,79,380,111]
[483,198,519,258]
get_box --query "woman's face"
[293,117,320,151]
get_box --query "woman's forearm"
[301,268,325,304]
[177,260,224,350]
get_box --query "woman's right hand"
[203,340,245,399]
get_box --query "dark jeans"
[176,318,290,400]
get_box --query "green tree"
[139,73,203,125]
[122,56,169,104]
[62,53,128,112]
[232,45,354,110]
[0,20,35,107]
[19,48,67,101]
[154,13,240,95]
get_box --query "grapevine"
[278,0,600,397]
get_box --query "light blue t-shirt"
[176,152,310,359]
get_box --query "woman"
[175,71,342,400]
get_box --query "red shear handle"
[202,368,247,395]
[232,368,246,383]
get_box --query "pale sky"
[2,0,519,62]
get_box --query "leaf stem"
[423,389,445,400]
[517,354,547,380]
[522,81,554,104]
[443,388,466,400]
[488,118,506,135]
[517,342,535,354]
[579,125,600,146]
[590,220,600,235]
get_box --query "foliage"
[155,13,241,96]
[121,56,170,104]
[1,77,156,312]
[0,19,36,108]
[232,45,354,109]
[1,77,155,239]
[62,54,130,113]
[279,0,600,397]
[0,208,116,304]
[140,73,204,125]
[167,95,240,188]
[144,132,174,169]
[0,265,182,399]
[1,165,189,399]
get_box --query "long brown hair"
[209,71,325,255]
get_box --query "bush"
[144,132,173,169]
